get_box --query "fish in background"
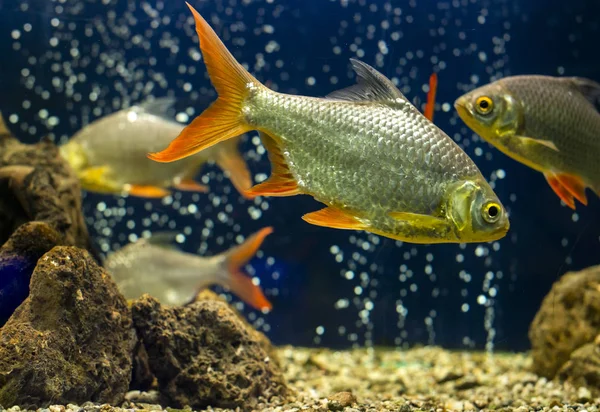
[455,75,600,210]
[424,73,438,122]
[60,97,253,199]
[147,3,509,244]
[103,227,274,311]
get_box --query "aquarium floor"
[7,346,599,412]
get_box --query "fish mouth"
[453,97,472,123]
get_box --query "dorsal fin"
[145,231,181,250]
[136,97,177,118]
[326,58,410,105]
[566,77,600,107]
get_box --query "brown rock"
[0,131,92,253]
[131,294,289,411]
[557,340,600,392]
[0,246,135,408]
[529,265,600,378]
[327,391,357,410]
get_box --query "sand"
[5,346,599,412]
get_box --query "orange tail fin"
[147,3,260,163]
[222,227,274,311]
[424,72,438,122]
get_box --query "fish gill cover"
[0,0,599,351]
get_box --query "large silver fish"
[148,3,509,244]
[60,98,253,198]
[104,227,273,311]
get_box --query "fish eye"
[475,96,494,115]
[482,202,501,223]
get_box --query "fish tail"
[147,3,259,163]
[220,227,274,311]
[214,137,254,198]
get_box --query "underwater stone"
[0,132,94,254]
[0,246,136,408]
[529,264,600,379]
[131,294,289,411]
[557,337,600,393]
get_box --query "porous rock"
[529,265,600,378]
[557,336,600,392]
[0,119,94,255]
[131,294,289,410]
[0,246,135,408]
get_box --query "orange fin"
[555,173,588,206]
[214,138,254,198]
[227,271,272,311]
[147,3,260,163]
[544,173,576,209]
[223,227,274,311]
[173,178,209,193]
[127,184,171,198]
[424,72,438,122]
[244,132,300,198]
[302,206,367,230]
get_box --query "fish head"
[446,179,510,242]
[454,82,523,145]
[58,140,88,173]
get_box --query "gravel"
[4,345,599,412]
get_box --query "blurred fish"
[148,3,509,244]
[104,227,274,311]
[60,98,253,199]
[455,75,600,210]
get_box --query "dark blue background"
[0,0,598,351]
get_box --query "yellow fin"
[302,206,367,230]
[147,3,260,163]
[244,132,301,198]
[388,211,447,227]
[516,135,559,152]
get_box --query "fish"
[147,3,509,244]
[455,75,600,210]
[60,97,253,199]
[103,226,274,311]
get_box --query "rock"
[131,294,289,411]
[130,340,156,391]
[193,289,280,365]
[0,246,135,408]
[0,120,98,324]
[557,341,600,394]
[0,133,93,252]
[529,265,600,378]
[327,391,357,410]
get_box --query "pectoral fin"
[516,135,559,152]
[173,178,209,193]
[388,211,447,228]
[78,166,122,194]
[302,206,367,230]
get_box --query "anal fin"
[126,184,171,198]
[244,131,300,198]
[78,166,122,194]
[555,173,588,206]
[544,172,576,209]
[302,206,367,230]
[214,137,254,198]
